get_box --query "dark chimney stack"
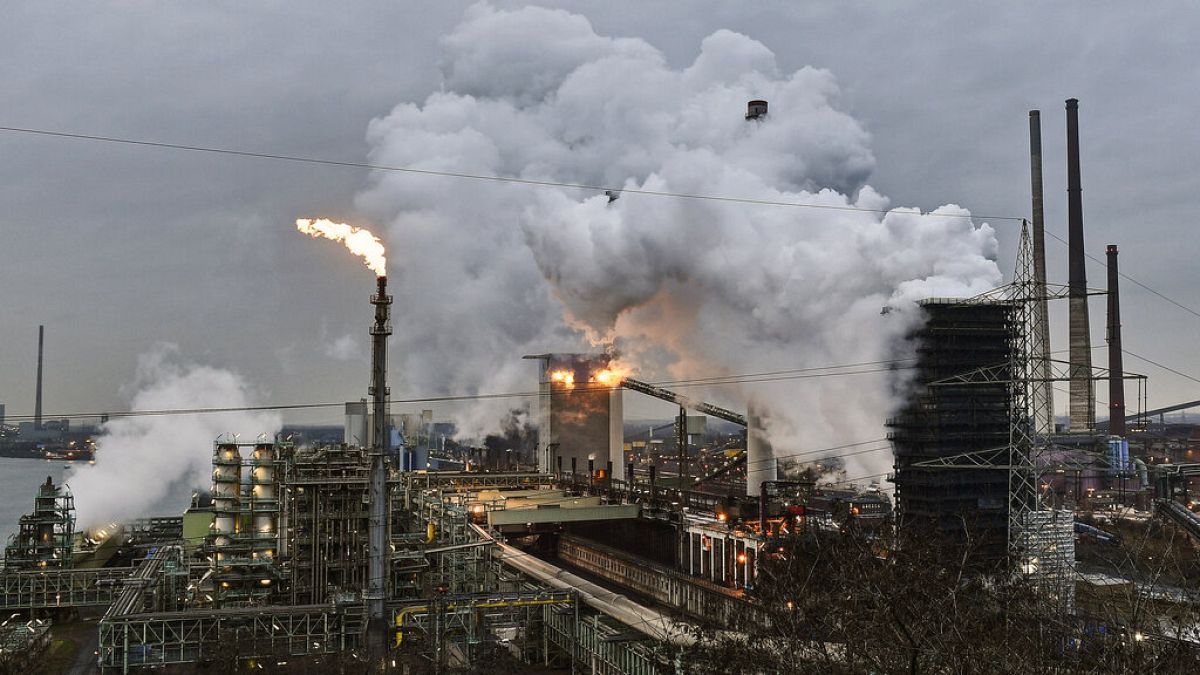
[1066,98,1095,432]
[1106,245,1126,437]
[35,325,44,430]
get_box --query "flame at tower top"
[295,218,387,276]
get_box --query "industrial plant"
[3,99,1200,675]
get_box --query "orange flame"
[296,218,387,276]
[550,370,575,386]
[591,364,630,387]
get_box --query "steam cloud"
[356,3,1002,483]
[66,345,281,527]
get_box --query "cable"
[642,358,915,387]
[0,125,1027,222]
[1044,229,1200,321]
[1,357,916,422]
[1123,349,1200,386]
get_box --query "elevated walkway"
[1157,499,1200,542]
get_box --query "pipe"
[367,276,391,620]
[475,524,694,645]
[1107,245,1126,437]
[1066,99,1095,432]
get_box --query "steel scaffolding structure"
[208,439,289,606]
[286,444,374,606]
[397,474,687,673]
[3,476,74,571]
[99,601,367,673]
[392,589,575,669]
[908,226,1079,605]
[544,606,666,675]
[0,567,132,609]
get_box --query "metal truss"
[98,602,366,673]
[543,603,667,675]
[393,590,575,669]
[400,472,553,496]
[399,481,678,673]
[0,567,133,609]
[922,225,1076,605]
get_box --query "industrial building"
[889,300,1015,566]
[527,352,624,480]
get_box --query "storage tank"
[250,442,278,560]
[211,443,241,563]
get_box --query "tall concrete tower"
[1066,99,1095,432]
[1028,111,1054,436]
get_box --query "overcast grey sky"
[2,1,1198,429]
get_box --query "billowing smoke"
[356,3,1002,482]
[66,345,281,526]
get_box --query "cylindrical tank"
[211,443,241,562]
[251,443,277,558]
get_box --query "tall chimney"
[367,275,391,622]
[1066,98,1095,432]
[1028,111,1054,436]
[1106,245,1126,437]
[35,325,44,430]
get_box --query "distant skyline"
[3,1,1199,430]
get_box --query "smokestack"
[1106,245,1126,437]
[1066,98,1095,432]
[746,99,768,120]
[34,325,44,430]
[1028,111,1054,436]
[367,275,391,621]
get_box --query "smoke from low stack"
[355,3,1002,481]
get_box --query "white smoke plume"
[356,3,1002,482]
[66,345,281,527]
[323,333,364,361]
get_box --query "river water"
[0,457,67,545]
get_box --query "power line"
[1123,349,1200,386]
[740,444,893,471]
[1044,229,1200,321]
[732,438,891,471]
[1,358,916,422]
[650,358,914,387]
[0,125,1027,222]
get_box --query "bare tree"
[679,520,1200,674]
